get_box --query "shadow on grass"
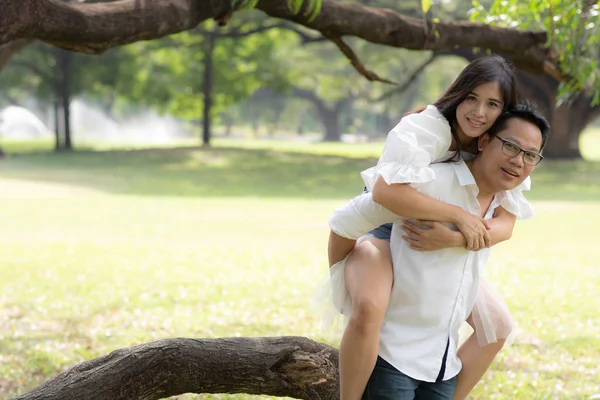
[1,146,599,201]
[0,146,376,199]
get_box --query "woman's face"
[455,81,504,141]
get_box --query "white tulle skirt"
[314,235,515,348]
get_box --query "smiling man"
[328,101,550,399]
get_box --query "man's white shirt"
[329,159,510,382]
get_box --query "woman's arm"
[485,205,517,244]
[371,176,491,250]
[401,206,516,251]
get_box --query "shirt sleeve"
[497,176,534,220]
[329,193,403,239]
[361,105,453,192]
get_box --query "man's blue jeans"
[361,357,457,400]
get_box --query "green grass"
[0,138,599,399]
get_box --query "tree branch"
[0,0,551,74]
[13,336,340,400]
[280,23,327,45]
[254,0,550,73]
[373,54,437,102]
[0,0,229,54]
[324,34,399,85]
[204,22,289,38]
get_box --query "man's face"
[476,117,543,192]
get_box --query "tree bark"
[0,0,556,76]
[13,336,340,400]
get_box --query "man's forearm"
[328,231,357,267]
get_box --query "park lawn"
[0,142,599,399]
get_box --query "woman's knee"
[344,240,393,329]
[349,294,388,329]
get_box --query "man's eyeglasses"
[493,136,543,166]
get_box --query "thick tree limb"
[255,0,551,74]
[0,0,552,75]
[13,336,339,400]
[0,0,228,54]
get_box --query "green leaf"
[287,0,302,15]
[422,0,432,14]
[306,0,322,23]
[230,0,259,10]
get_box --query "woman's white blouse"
[360,105,533,218]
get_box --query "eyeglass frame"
[492,136,544,166]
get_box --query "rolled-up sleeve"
[329,193,403,239]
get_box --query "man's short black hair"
[487,101,550,151]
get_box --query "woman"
[328,55,530,400]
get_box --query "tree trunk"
[201,32,215,147]
[53,99,61,151]
[515,70,600,159]
[58,48,72,151]
[13,336,340,400]
[316,104,341,142]
[293,88,348,142]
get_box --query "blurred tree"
[0,0,598,156]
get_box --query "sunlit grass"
[580,127,600,160]
[0,139,599,399]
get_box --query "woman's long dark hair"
[434,55,518,159]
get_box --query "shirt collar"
[450,160,477,187]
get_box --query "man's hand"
[401,220,466,251]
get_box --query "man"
[328,102,550,399]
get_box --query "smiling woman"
[455,81,504,140]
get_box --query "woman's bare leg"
[453,315,506,400]
[339,238,393,400]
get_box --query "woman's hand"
[401,220,465,251]
[453,210,491,251]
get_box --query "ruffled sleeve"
[496,176,534,220]
[361,105,453,192]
